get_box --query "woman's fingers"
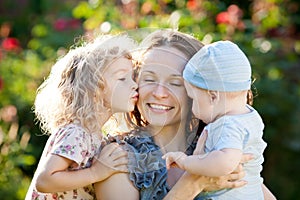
[227,170,245,181]
[240,153,253,163]
[225,180,248,188]
[232,163,243,173]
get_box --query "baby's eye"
[118,78,126,81]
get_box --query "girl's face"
[137,47,190,127]
[103,57,138,113]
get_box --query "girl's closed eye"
[118,77,126,81]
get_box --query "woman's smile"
[147,103,174,113]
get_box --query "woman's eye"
[170,82,182,87]
[144,79,155,82]
[118,78,126,81]
[141,75,155,82]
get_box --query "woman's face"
[137,47,191,127]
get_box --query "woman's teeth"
[148,103,173,110]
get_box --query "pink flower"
[54,18,68,31]
[228,4,242,17]
[216,12,230,24]
[187,0,197,10]
[68,19,81,29]
[215,4,245,31]
[81,150,88,157]
[54,18,81,31]
[1,37,20,51]
[65,144,72,150]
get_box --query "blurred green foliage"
[0,0,299,199]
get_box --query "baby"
[163,41,267,200]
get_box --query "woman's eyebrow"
[141,70,155,74]
[141,71,182,77]
[171,74,182,78]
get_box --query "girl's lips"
[131,93,139,102]
[147,103,174,111]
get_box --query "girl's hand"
[90,143,128,182]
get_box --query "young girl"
[25,34,139,200]
[163,41,267,199]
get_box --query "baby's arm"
[35,143,127,193]
[163,148,242,177]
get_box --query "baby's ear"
[208,90,219,104]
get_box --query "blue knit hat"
[183,40,251,92]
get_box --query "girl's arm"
[36,143,128,193]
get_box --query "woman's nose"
[152,84,169,98]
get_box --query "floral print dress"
[26,124,102,200]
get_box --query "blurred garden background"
[0,0,299,199]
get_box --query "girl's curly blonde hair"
[34,34,137,135]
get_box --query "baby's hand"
[91,143,128,182]
[162,152,187,170]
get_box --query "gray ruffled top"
[123,129,199,200]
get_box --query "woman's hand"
[90,143,128,182]
[202,163,247,192]
[163,161,250,200]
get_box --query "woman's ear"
[208,90,219,104]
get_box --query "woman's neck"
[148,123,187,154]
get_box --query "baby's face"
[102,57,138,114]
[184,81,215,124]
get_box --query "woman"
[95,29,275,200]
